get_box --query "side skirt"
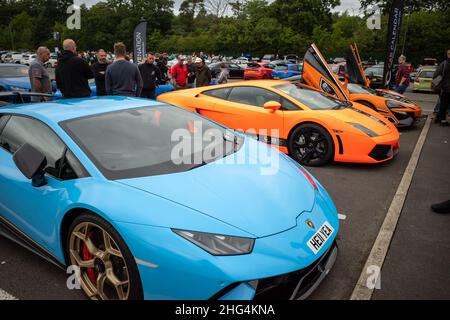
[0,216,66,270]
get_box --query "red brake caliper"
[82,232,98,283]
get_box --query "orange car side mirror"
[263,101,281,111]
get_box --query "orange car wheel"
[288,123,334,167]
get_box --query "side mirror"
[13,143,47,187]
[263,101,282,111]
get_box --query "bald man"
[29,46,52,102]
[55,39,94,98]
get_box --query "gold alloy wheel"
[69,222,130,300]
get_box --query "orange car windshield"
[274,84,345,110]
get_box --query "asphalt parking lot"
[0,89,448,300]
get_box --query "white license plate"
[273,76,280,79]
[307,221,334,254]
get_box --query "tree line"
[0,0,449,64]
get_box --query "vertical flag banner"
[383,0,404,88]
[133,21,147,64]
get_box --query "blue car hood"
[0,77,31,89]
[116,139,316,237]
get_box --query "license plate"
[273,76,280,79]
[307,221,334,254]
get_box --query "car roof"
[0,96,166,123]
[418,66,436,71]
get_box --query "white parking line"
[350,115,432,300]
[0,288,18,300]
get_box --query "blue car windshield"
[0,66,29,78]
[61,105,243,179]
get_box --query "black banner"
[383,0,404,88]
[133,21,147,64]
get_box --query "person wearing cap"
[170,55,189,90]
[195,57,211,87]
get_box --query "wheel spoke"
[96,274,108,300]
[106,267,129,300]
[70,249,95,268]
[103,231,123,258]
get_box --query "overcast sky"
[77,0,362,15]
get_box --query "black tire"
[288,123,334,166]
[67,212,143,300]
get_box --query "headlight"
[386,100,404,109]
[346,122,378,137]
[172,229,255,256]
[10,86,27,92]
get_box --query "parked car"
[209,62,244,79]
[244,62,275,80]
[232,57,249,65]
[20,54,36,66]
[284,54,298,64]
[158,80,400,166]
[413,66,437,93]
[45,53,58,68]
[271,64,302,80]
[304,44,421,127]
[0,97,339,300]
[3,52,24,64]
[364,65,384,89]
[261,54,276,62]
[0,64,30,92]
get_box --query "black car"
[364,65,384,89]
[209,62,244,79]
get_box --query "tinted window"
[275,65,288,71]
[61,106,243,180]
[290,65,300,71]
[274,84,343,110]
[247,63,260,69]
[0,66,29,78]
[228,87,281,107]
[0,115,10,132]
[264,64,275,69]
[365,67,383,77]
[418,71,434,78]
[281,98,300,111]
[347,83,376,94]
[0,115,85,180]
[0,116,65,166]
[203,87,232,100]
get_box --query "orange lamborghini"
[301,44,422,127]
[157,80,399,166]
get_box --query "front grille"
[369,144,393,161]
[254,242,336,300]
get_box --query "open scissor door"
[346,43,370,87]
[301,43,349,101]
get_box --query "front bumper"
[334,128,400,163]
[217,241,337,300]
[115,189,339,300]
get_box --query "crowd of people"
[28,39,225,101]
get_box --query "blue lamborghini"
[0,97,338,300]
